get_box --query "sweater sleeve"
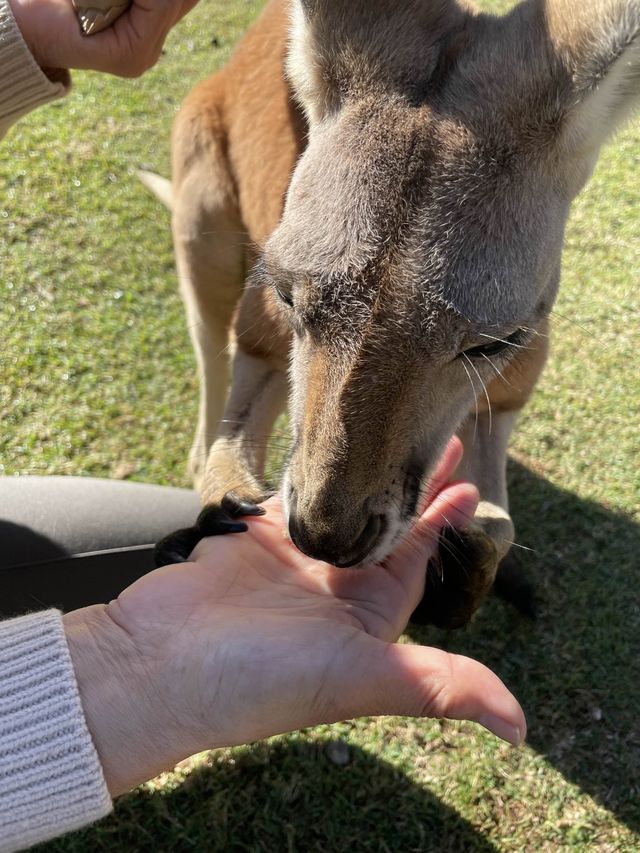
[0,610,113,853]
[0,0,70,139]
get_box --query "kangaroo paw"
[154,495,255,568]
[410,525,498,629]
[221,490,268,519]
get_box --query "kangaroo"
[145,0,639,628]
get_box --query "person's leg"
[0,477,199,616]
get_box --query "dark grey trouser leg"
[0,477,199,617]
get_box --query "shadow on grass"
[410,459,640,834]
[37,739,499,853]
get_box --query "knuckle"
[419,658,456,719]
[120,52,156,79]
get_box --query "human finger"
[343,638,526,746]
[418,435,464,514]
[385,480,479,580]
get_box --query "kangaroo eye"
[274,284,294,308]
[463,329,527,359]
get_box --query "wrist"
[63,604,193,795]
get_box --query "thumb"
[348,639,526,746]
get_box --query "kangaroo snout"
[288,489,387,567]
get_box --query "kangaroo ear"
[297,0,318,16]
[287,0,470,125]
[287,0,336,123]
[546,0,640,155]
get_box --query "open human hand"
[9,0,199,76]
[63,438,525,796]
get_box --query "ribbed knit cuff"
[0,0,71,138]
[0,611,112,853]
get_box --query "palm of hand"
[113,506,412,743]
[106,452,484,750]
[115,438,476,646]
[191,499,429,642]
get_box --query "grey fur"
[276,0,640,565]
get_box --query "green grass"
[1,0,639,850]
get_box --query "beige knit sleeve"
[0,610,113,853]
[0,0,71,139]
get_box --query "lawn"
[1,0,639,851]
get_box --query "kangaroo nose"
[288,505,384,567]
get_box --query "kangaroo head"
[260,0,639,566]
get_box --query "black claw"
[204,517,250,535]
[221,491,267,518]
[195,504,249,535]
[154,497,263,568]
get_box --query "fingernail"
[478,714,523,746]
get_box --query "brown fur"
[145,0,639,621]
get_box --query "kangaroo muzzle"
[288,486,387,567]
